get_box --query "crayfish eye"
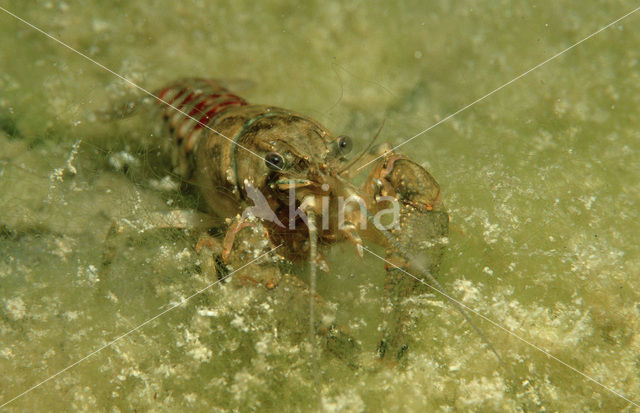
[337,135,352,155]
[265,152,285,170]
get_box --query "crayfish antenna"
[306,207,323,409]
[338,118,385,176]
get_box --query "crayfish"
[106,78,496,363]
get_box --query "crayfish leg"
[220,215,282,289]
[219,215,359,363]
[377,205,450,361]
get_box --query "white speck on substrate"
[4,297,26,320]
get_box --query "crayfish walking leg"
[219,215,358,362]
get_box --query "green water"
[1,0,639,411]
